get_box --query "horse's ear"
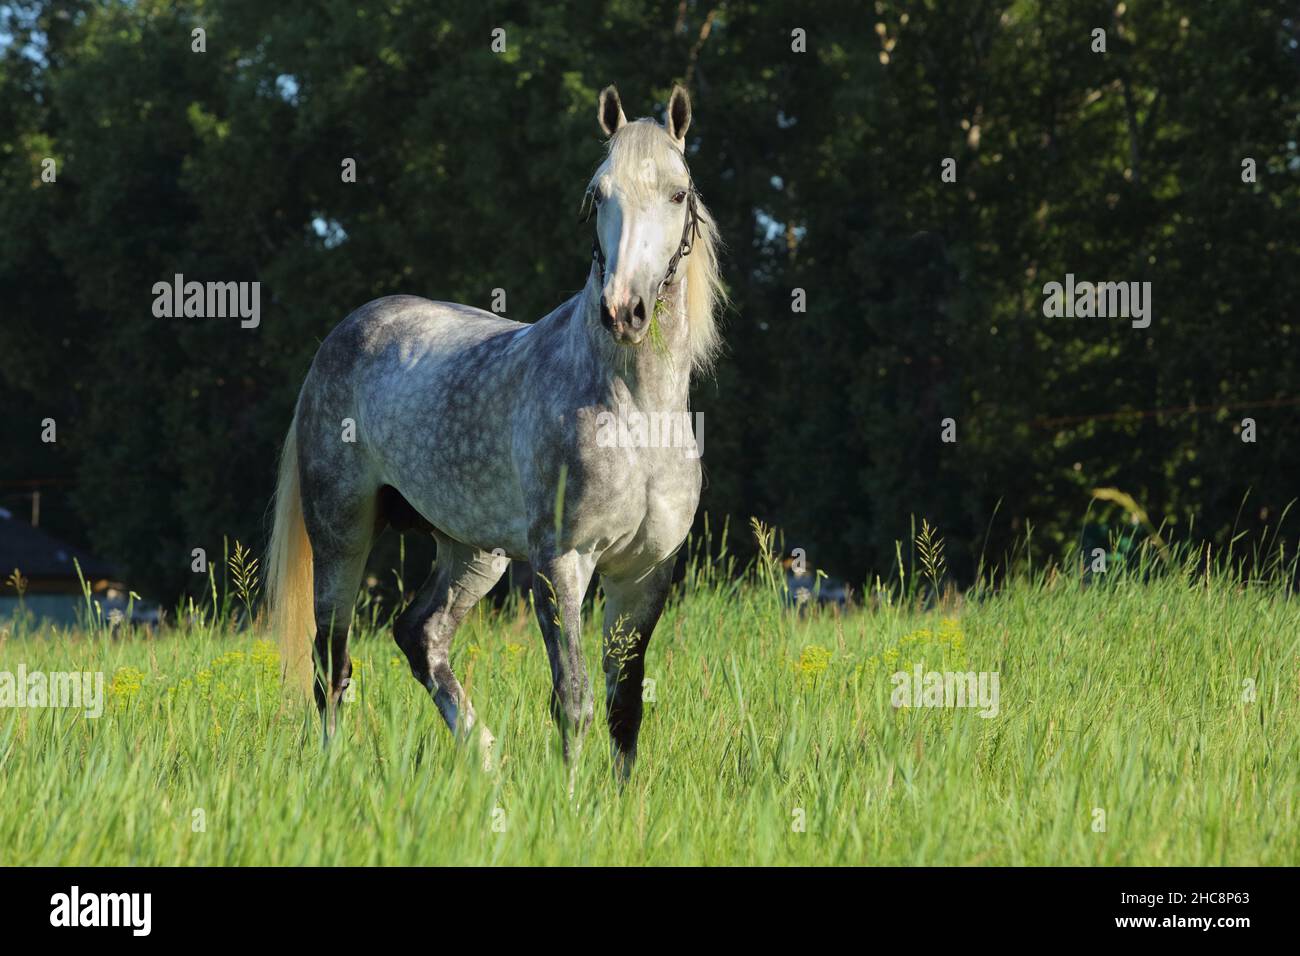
[598,85,627,138]
[666,84,692,145]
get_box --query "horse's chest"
[638,458,700,546]
[585,448,700,573]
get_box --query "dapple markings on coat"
[267,84,724,776]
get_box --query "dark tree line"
[2,0,1297,601]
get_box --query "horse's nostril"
[599,295,615,330]
[631,297,646,327]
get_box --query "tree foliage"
[1,1,1297,598]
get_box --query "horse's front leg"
[531,550,597,762]
[600,559,674,780]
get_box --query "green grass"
[1,534,1298,865]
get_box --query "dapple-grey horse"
[267,84,724,775]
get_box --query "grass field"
[1,529,1298,866]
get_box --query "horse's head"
[583,84,700,348]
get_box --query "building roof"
[0,509,117,581]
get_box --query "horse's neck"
[575,281,693,412]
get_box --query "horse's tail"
[267,403,314,695]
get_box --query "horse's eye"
[671,190,687,204]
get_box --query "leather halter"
[579,161,702,305]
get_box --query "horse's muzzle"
[600,294,649,344]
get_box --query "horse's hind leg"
[302,483,378,740]
[394,536,505,766]
[600,559,674,779]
